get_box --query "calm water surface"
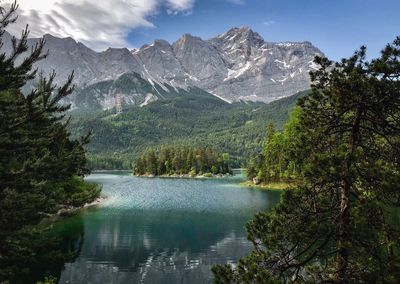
[53,171,281,283]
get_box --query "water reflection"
[52,173,281,283]
[0,216,84,283]
[57,211,253,283]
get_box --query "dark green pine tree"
[0,4,100,282]
[0,1,100,234]
[213,39,400,283]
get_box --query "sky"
[4,0,400,61]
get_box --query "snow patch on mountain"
[6,27,323,104]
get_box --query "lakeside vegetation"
[213,39,400,282]
[133,146,232,177]
[0,4,100,283]
[1,1,399,283]
[246,106,303,187]
[241,180,294,190]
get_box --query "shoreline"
[241,180,295,190]
[134,173,233,179]
[39,196,106,225]
[92,170,131,173]
[90,170,293,191]
[57,196,106,217]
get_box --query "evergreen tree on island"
[134,146,232,177]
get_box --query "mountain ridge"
[3,27,323,105]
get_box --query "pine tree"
[0,2,100,282]
[247,108,304,185]
[214,39,400,283]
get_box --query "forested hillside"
[70,90,307,169]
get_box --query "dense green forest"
[70,90,307,170]
[0,4,100,283]
[134,146,232,177]
[246,106,303,185]
[213,40,400,282]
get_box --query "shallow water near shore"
[51,170,281,283]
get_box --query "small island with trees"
[133,146,232,177]
[1,1,400,283]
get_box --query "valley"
[2,1,399,282]
[69,90,307,169]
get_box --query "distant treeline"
[86,152,134,170]
[133,146,232,176]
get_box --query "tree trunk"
[335,107,362,283]
[336,178,350,283]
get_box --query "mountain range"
[3,27,323,110]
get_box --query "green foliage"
[1,230,73,284]
[36,276,58,284]
[247,107,303,184]
[0,215,86,284]
[214,39,400,282]
[53,176,101,208]
[0,4,100,283]
[0,19,98,234]
[133,146,232,176]
[70,90,307,170]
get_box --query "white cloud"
[263,20,276,27]
[3,0,195,50]
[166,0,195,11]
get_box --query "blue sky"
[128,0,400,61]
[7,0,400,61]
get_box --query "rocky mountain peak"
[173,33,204,49]
[153,39,171,47]
[100,47,136,65]
[42,33,79,50]
[182,33,200,40]
[103,47,131,54]
[4,27,324,106]
[216,26,265,48]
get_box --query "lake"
[51,171,281,283]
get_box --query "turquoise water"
[53,172,281,283]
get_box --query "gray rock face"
[2,27,323,103]
[97,47,142,82]
[73,72,215,112]
[172,34,227,90]
[9,33,140,87]
[133,39,186,89]
[206,27,322,101]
